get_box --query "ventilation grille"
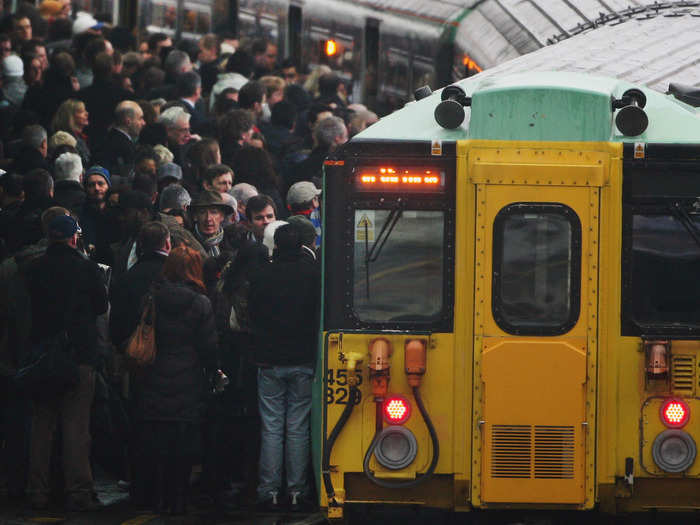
[672,354,695,394]
[534,426,575,479]
[491,425,531,478]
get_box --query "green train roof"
[355,71,700,143]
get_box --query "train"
[65,0,646,114]
[315,4,700,521]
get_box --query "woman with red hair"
[132,245,218,514]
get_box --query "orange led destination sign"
[355,167,445,192]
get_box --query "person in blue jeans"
[248,223,320,512]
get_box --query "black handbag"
[14,283,80,399]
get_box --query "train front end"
[315,72,700,519]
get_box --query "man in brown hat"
[189,190,234,257]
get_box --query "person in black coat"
[25,215,108,510]
[109,221,170,348]
[78,52,131,150]
[132,245,218,514]
[93,101,145,179]
[248,224,319,510]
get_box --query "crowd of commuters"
[0,1,378,516]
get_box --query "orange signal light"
[462,54,483,72]
[325,39,338,56]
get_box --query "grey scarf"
[194,224,223,257]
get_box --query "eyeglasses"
[175,126,191,133]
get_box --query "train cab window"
[352,209,444,323]
[623,204,700,334]
[492,203,581,335]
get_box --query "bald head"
[115,100,145,139]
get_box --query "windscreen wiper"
[364,205,404,299]
[669,201,700,249]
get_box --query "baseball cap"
[72,11,104,35]
[286,181,321,206]
[48,215,81,240]
[2,55,23,78]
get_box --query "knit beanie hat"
[85,165,111,187]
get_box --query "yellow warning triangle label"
[357,214,372,228]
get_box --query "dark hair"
[203,164,233,186]
[20,38,43,60]
[225,49,252,76]
[164,208,192,230]
[237,81,264,110]
[83,37,107,68]
[140,65,165,93]
[280,57,297,70]
[217,109,253,144]
[213,88,239,116]
[148,33,170,52]
[50,51,75,79]
[245,194,275,221]
[273,223,301,255]
[284,84,311,112]
[134,145,158,165]
[307,103,333,127]
[176,70,201,98]
[139,122,167,146]
[162,245,205,292]
[185,137,220,183]
[132,173,157,197]
[48,17,72,41]
[0,172,24,197]
[137,100,157,125]
[232,146,280,191]
[318,73,342,98]
[92,51,113,79]
[271,100,297,129]
[250,38,269,57]
[137,221,169,256]
[107,26,136,52]
[23,168,53,200]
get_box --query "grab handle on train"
[435,85,472,129]
[322,350,364,507]
[612,88,648,137]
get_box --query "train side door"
[469,144,606,508]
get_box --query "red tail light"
[661,398,690,428]
[384,395,411,425]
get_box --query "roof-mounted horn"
[435,85,471,129]
[612,88,648,137]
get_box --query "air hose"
[363,386,439,488]
[322,384,359,506]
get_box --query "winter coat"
[134,280,218,423]
[93,127,136,178]
[26,242,108,367]
[248,252,320,366]
[109,252,167,347]
[53,180,86,214]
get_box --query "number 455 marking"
[326,368,363,405]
